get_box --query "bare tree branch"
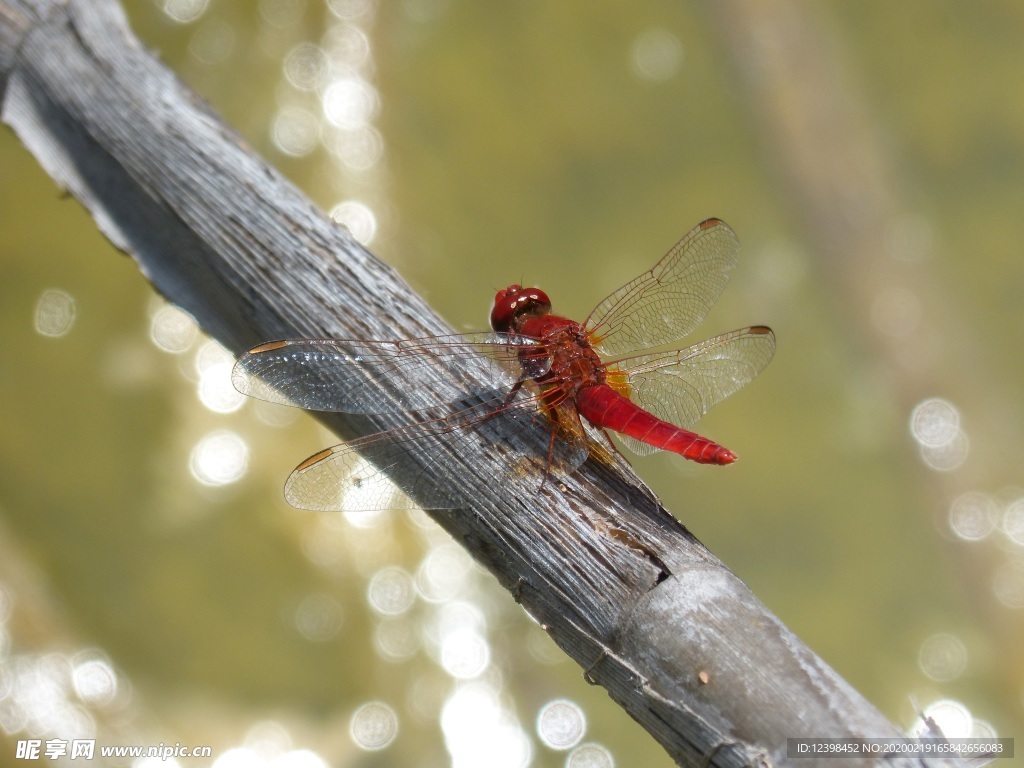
[0,0,955,764]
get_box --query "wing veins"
[232,333,539,413]
[607,326,775,430]
[584,219,741,357]
[284,384,589,511]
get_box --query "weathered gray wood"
[0,1,953,765]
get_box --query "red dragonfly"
[233,218,775,511]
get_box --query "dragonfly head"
[490,285,552,333]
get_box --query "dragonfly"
[232,218,775,511]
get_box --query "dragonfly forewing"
[584,218,741,357]
[232,333,542,414]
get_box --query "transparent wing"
[608,325,775,433]
[584,218,740,357]
[232,333,543,413]
[284,391,591,512]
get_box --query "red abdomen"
[575,385,736,465]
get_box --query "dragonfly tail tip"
[715,448,738,465]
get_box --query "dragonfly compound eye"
[490,285,552,332]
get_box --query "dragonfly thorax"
[522,321,607,397]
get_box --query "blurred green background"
[1,1,1022,765]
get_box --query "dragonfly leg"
[583,650,608,685]
[600,427,630,460]
[536,423,561,493]
[469,378,526,427]
[501,378,526,408]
